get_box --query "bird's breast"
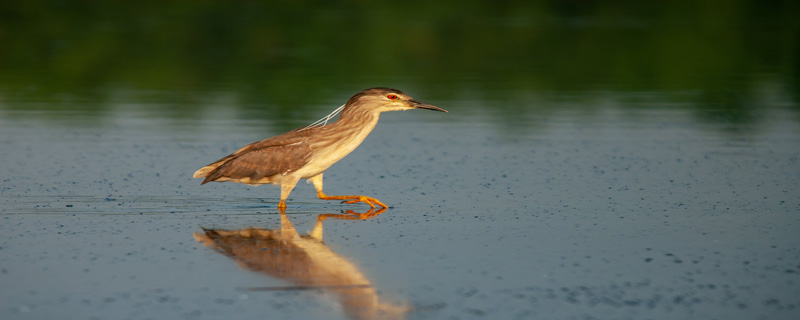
[296,120,378,178]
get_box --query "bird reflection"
[194,207,406,320]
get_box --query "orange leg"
[309,174,388,209]
[316,192,388,209]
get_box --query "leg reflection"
[195,206,405,319]
[317,207,388,221]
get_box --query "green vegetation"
[1,0,797,129]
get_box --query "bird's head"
[346,87,448,113]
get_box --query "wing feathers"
[194,130,314,185]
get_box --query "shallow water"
[2,1,800,319]
[2,99,799,319]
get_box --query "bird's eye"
[387,94,398,100]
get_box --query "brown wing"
[195,128,315,185]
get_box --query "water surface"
[1,1,799,319]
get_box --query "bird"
[193,87,447,209]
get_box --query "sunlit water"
[1,93,798,319]
[2,1,799,319]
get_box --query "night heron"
[193,87,447,209]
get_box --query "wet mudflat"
[1,103,798,319]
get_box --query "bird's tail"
[193,157,232,183]
[193,165,217,179]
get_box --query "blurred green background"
[1,0,798,130]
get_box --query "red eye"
[387,94,398,100]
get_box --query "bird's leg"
[278,178,299,209]
[309,174,388,209]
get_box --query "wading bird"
[193,87,447,209]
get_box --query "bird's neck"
[307,107,380,158]
[334,107,381,133]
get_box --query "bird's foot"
[318,193,388,209]
[340,196,388,209]
[317,191,389,209]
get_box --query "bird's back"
[193,127,317,185]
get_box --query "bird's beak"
[409,99,448,112]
